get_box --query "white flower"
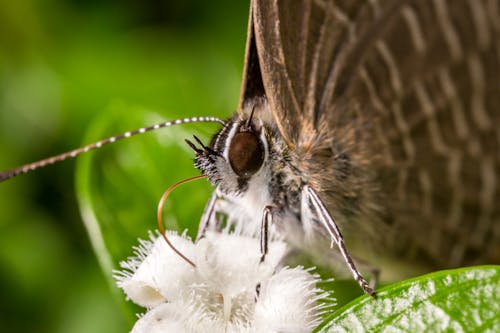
[115,230,329,333]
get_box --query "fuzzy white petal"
[195,231,287,299]
[131,302,221,333]
[115,231,197,307]
[254,267,326,332]
[116,230,330,332]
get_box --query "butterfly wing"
[246,0,499,270]
[319,0,500,268]
[241,0,359,145]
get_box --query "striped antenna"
[0,116,224,182]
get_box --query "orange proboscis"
[156,174,207,268]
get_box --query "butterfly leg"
[255,206,274,301]
[305,186,375,296]
[196,190,220,241]
[259,205,275,263]
[352,255,380,291]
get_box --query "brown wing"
[241,0,366,145]
[246,0,499,271]
[323,0,500,268]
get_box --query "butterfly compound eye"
[228,132,264,178]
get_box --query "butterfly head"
[186,110,270,196]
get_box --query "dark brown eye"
[228,132,264,177]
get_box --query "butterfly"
[185,0,500,293]
[1,0,499,295]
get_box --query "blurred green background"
[0,1,248,332]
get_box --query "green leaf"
[316,265,500,333]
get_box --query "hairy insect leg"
[336,240,375,295]
[305,186,375,296]
[352,255,380,291]
[196,190,219,241]
[259,206,274,263]
[255,205,275,301]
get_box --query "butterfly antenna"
[244,104,257,129]
[157,174,207,268]
[0,116,224,183]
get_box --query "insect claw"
[365,285,376,298]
